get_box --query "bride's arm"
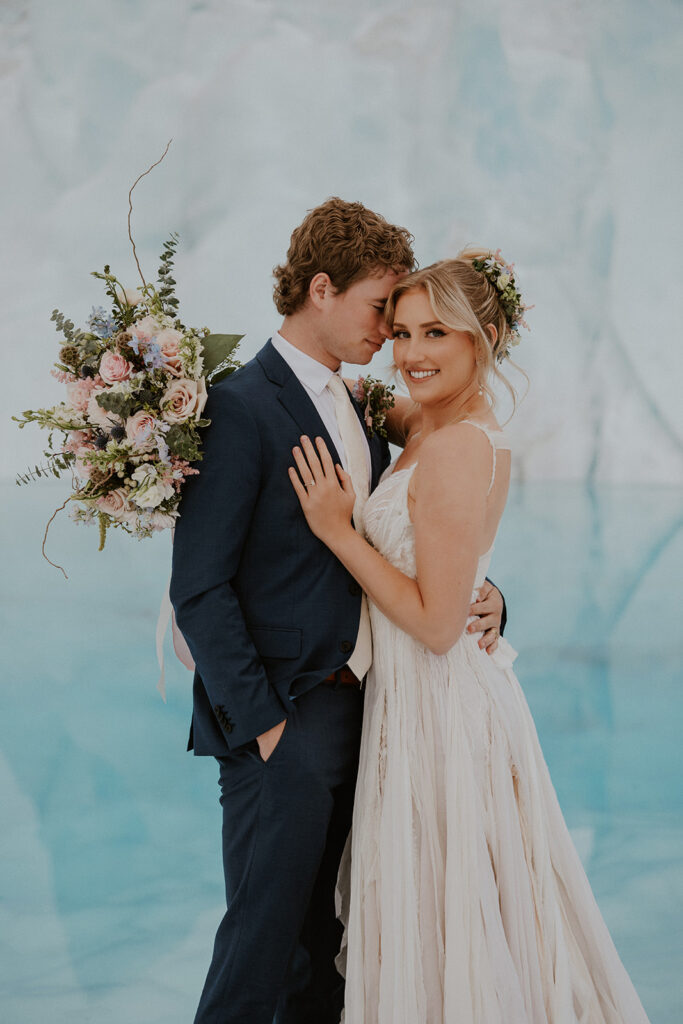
[384,395,420,447]
[290,428,491,655]
[343,376,418,448]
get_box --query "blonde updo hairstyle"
[384,248,524,415]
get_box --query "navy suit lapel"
[257,340,385,487]
[256,341,342,467]
[368,434,384,490]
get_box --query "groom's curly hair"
[273,198,415,315]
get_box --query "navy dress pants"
[194,681,364,1024]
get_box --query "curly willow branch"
[42,495,74,579]
[127,138,173,289]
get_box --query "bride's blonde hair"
[385,250,527,415]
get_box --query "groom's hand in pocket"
[256,719,287,762]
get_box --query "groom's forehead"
[354,267,410,300]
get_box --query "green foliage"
[13,407,84,431]
[96,390,134,420]
[157,233,181,318]
[166,423,202,461]
[91,267,134,327]
[202,333,243,383]
[15,453,73,486]
[51,309,87,346]
[135,386,160,407]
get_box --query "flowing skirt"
[337,612,650,1024]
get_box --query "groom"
[170,198,505,1024]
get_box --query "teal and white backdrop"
[1,2,682,1022]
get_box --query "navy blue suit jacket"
[170,341,390,755]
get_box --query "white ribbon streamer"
[156,577,195,701]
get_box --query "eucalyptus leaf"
[96,391,133,419]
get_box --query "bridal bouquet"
[14,233,241,563]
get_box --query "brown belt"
[322,667,362,688]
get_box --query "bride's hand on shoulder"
[289,435,356,547]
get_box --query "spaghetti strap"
[460,420,508,496]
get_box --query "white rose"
[497,272,510,290]
[123,288,144,307]
[161,377,208,424]
[131,464,175,509]
[121,508,141,529]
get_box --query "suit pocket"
[248,625,302,660]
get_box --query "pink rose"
[96,488,129,520]
[74,444,96,480]
[125,410,157,449]
[129,314,160,345]
[99,350,133,385]
[161,377,208,424]
[155,328,184,377]
[66,379,94,413]
[64,429,90,454]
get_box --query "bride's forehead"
[393,289,435,320]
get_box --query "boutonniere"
[351,375,395,439]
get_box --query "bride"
[288,252,650,1023]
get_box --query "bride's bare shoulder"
[414,423,493,491]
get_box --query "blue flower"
[142,341,165,369]
[87,306,107,325]
[88,306,116,338]
[157,434,171,465]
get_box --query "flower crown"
[471,249,531,358]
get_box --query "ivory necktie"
[326,373,372,680]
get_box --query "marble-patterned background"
[2,4,683,1022]
[2,0,682,483]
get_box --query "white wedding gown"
[338,422,650,1024]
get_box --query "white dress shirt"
[271,331,372,487]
